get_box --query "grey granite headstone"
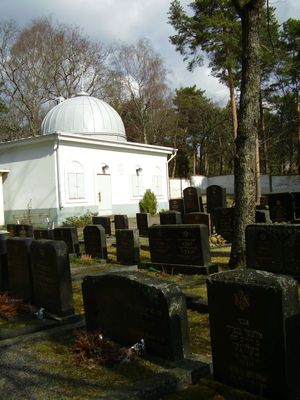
[159,211,182,225]
[82,271,190,361]
[53,227,80,255]
[92,216,112,235]
[267,192,294,223]
[83,225,107,259]
[7,237,33,302]
[116,229,140,265]
[114,214,129,230]
[246,223,300,279]
[207,269,300,400]
[183,187,204,213]
[30,240,74,317]
[147,224,216,274]
[136,213,150,237]
[206,185,226,214]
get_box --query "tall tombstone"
[159,211,182,225]
[148,224,216,274]
[53,227,80,255]
[83,225,107,259]
[183,212,212,235]
[213,207,235,242]
[114,214,129,230]
[116,229,140,265]
[207,269,300,400]
[136,213,150,237]
[34,228,55,240]
[7,237,33,302]
[169,198,184,215]
[267,192,294,223]
[92,216,111,236]
[82,271,190,361]
[30,240,74,317]
[0,232,9,291]
[183,187,204,214]
[206,185,227,214]
[245,223,300,279]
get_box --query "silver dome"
[41,92,126,141]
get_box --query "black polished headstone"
[7,224,18,237]
[206,185,227,214]
[159,211,182,225]
[246,224,300,279]
[92,216,111,235]
[7,237,33,302]
[213,207,234,242]
[34,228,54,240]
[83,225,107,259]
[0,232,8,291]
[53,227,79,255]
[17,224,34,238]
[183,212,211,235]
[116,229,140,265]
[136,213,150,237]
[207,269,300,400]
[183,187,204,213]
[268,192,294,223]
[30,240,74,317]
[114,214,129,230]
[169,198,184,215]
[82,271,190,361]
[148,224,215,274]
[293,192,300,219]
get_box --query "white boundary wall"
[170,174,300,198]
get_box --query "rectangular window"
[68,172,85,199]
[152,175,162,196]
[131,175,143,197]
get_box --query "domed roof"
[41,92,126,141]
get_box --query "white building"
[0,91,176,226]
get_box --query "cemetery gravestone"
[293,192,300,219]
[255,209,271,223]
[114,214,129,230]
[183,212,211,235]
[92,216,112,236]
[148,224,216,274]
[183,187,204,214]
[17,224,34,238]
[206,185,227,214]
[53,227,80,255]
[34,228,54,240]
[7,237,33,302]
[136,213,150,237]
[169,198,184,215]
[82,271,190,361]
[207,269,300,400]
[159,211,182,225]
[268,192,294,223]
[30,240,74,317]
[0,232,8,291]
[7,224,18,237]
[116,229,140,265]
[83,225,107,259]
[213,207,234,242]
[245,223,300,278]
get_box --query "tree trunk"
[228,65,238,141]
[229,0,262,268]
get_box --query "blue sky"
[0,0,299,105]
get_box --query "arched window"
[131,166,144,197]
[152,166,162,196]
[66,161,85,200]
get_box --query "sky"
[1,0,299,106]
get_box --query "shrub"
[139,189,157,215]
[62,211,97,228]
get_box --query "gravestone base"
[139,262,218,275]
[44,311,81,324]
